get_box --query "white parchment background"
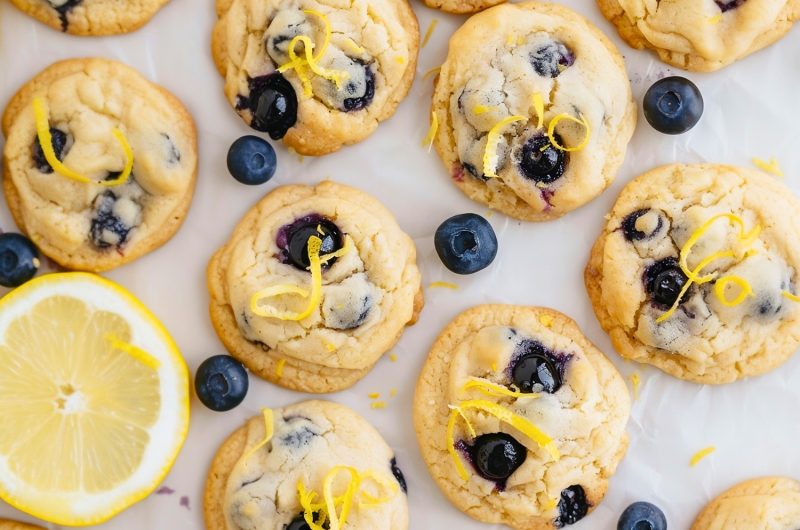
[1,0,799,528]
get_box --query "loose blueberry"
[227,136,277,185]
[194,355,249,412]
[391,457,408,493]
[238,74,298,140]
[32,128,68,174]
[555,485,589,527]
[530,41,575,78]
[279,217,343,271]
[434,213,498,275]
[511,341,562,394]
[470,433,527,481]
[618,501,668,530]
[644,258,690,307]
[622,209,663,242]
[715,0,746,12]
[342,62,375,112]
[643,76,704,135]
[0,233,40,288]
[519,134,568,183]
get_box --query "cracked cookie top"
[207,181,422,393]
[598,0,800,71]
[1,58,198,272]
[205,400,408,530]
[691,477,800,529]
[430,2,636,221]
[586,164,800,384]
[212,0,419,156]
[413,305,630,530]
[8,0,171,35]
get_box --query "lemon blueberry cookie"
[413,305,630,529]
[204,400,409,530]
[429,2,636,221]
[598,0,800,72]
[421,0,503,16]
[586,164,800,384]
[207,181,423,393]
[1,58,198,272]
[8,0,172,35]
[212,0,419,156]
[691,477,800,529]
[0,521,43,530]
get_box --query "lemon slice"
[0,273,190,526]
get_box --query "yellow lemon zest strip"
[276,358,286,377]
[472,104,494,115]
[752,157,784,177]
[298,482,327,530]
[531,93,545,130]
[546,112,591,152]
[368,392,381,399]
[423,111,438,152]
[782,291,800,302]
[483,115,526,178]
[244,408,275,460]
[690,446,716,467]
[707,13,723,24]
[461,377,539,400]
[656,250,734,323]
[629,372,641,401]
[106,334,160,370]
[714,275,754,307]
[429,281,458,290]
[357,471,399,507]
[538,314,554,327]
[342,37,365,54]
[34,97,133,187]
[446,408,471,481]
[422,19,438,48]
[325,467,360,529]
[286,36,348,89]
[250,236,323,320]
[422,66,441,81]
[389,353,398,362]
[370,401,387,409]
[319,236,352,265]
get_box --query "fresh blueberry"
[644,258,690,307]
[530,41,575,78]
[643,76,704,135]
[238,74,298,140]
[194,355,249,412]
[391,457,408,493]
[434,213,498,275]
[342,62,375,112]
[470,433,527,481]
[555,485,589,527]
[519,134,568,183]
[715,0,746,12]
[618,501,668,530]
[511,341,563,394]
[0,233,40,288]
[277,216,343,271]
[32,128,68,174]
[227,136,277,185]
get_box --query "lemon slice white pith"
[0,273,190,526]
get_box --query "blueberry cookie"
[422,0,503,16]
[204,400,409,530]
[207,181,423,393]
[430,2,636,221]
[0,521,43,530]
[413,305,630,529]
[1,59,198,273]
[586,164,800,384]
[212,0,419,156]
[692,477,800,529]
[599,0,800,72]
[8,0,171,36]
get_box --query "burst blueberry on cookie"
[207,181,423,393]
[691,477,800,529]
[586,164,800,384]
[413,305,630,529]
[598,0,800,71]
[7,0,172,35]
[212,0,419,155]
[1,58,198,272]
[428,2,636,221]
[204,400,409,530]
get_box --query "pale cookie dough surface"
[413,305,630,530]
[598,0,800,72]
[7,0,171,36]
[212,0,419,156]
[586,164,800,384]
[207,181,423,393]
[421,0,504,16]
[204,400,409,530]
[692,477,800,530]
[0,520,44,530]
[1,59,198,272]
[430,2,636,221]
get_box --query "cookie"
[586,164,800,384]
[0,521,43,530]
[691,477,800,529]
[212,0,419,156]
[207,181,423,393]
[598,0,800,72]
[204,400,409,530]
[1,58,198,272]
[421,0,503,15]
[429,2,636,221]
[8,0,171,36]
[413,305,630,529]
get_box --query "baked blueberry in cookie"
[213,0,419,155]
[586,164,800,384]
[691,477,800,529]
[204,400,409,530]
[430,2,635,221]
[8,0,172,35]
[1,59,198,272]
[207,181,422,393]
[414,305,630,529]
